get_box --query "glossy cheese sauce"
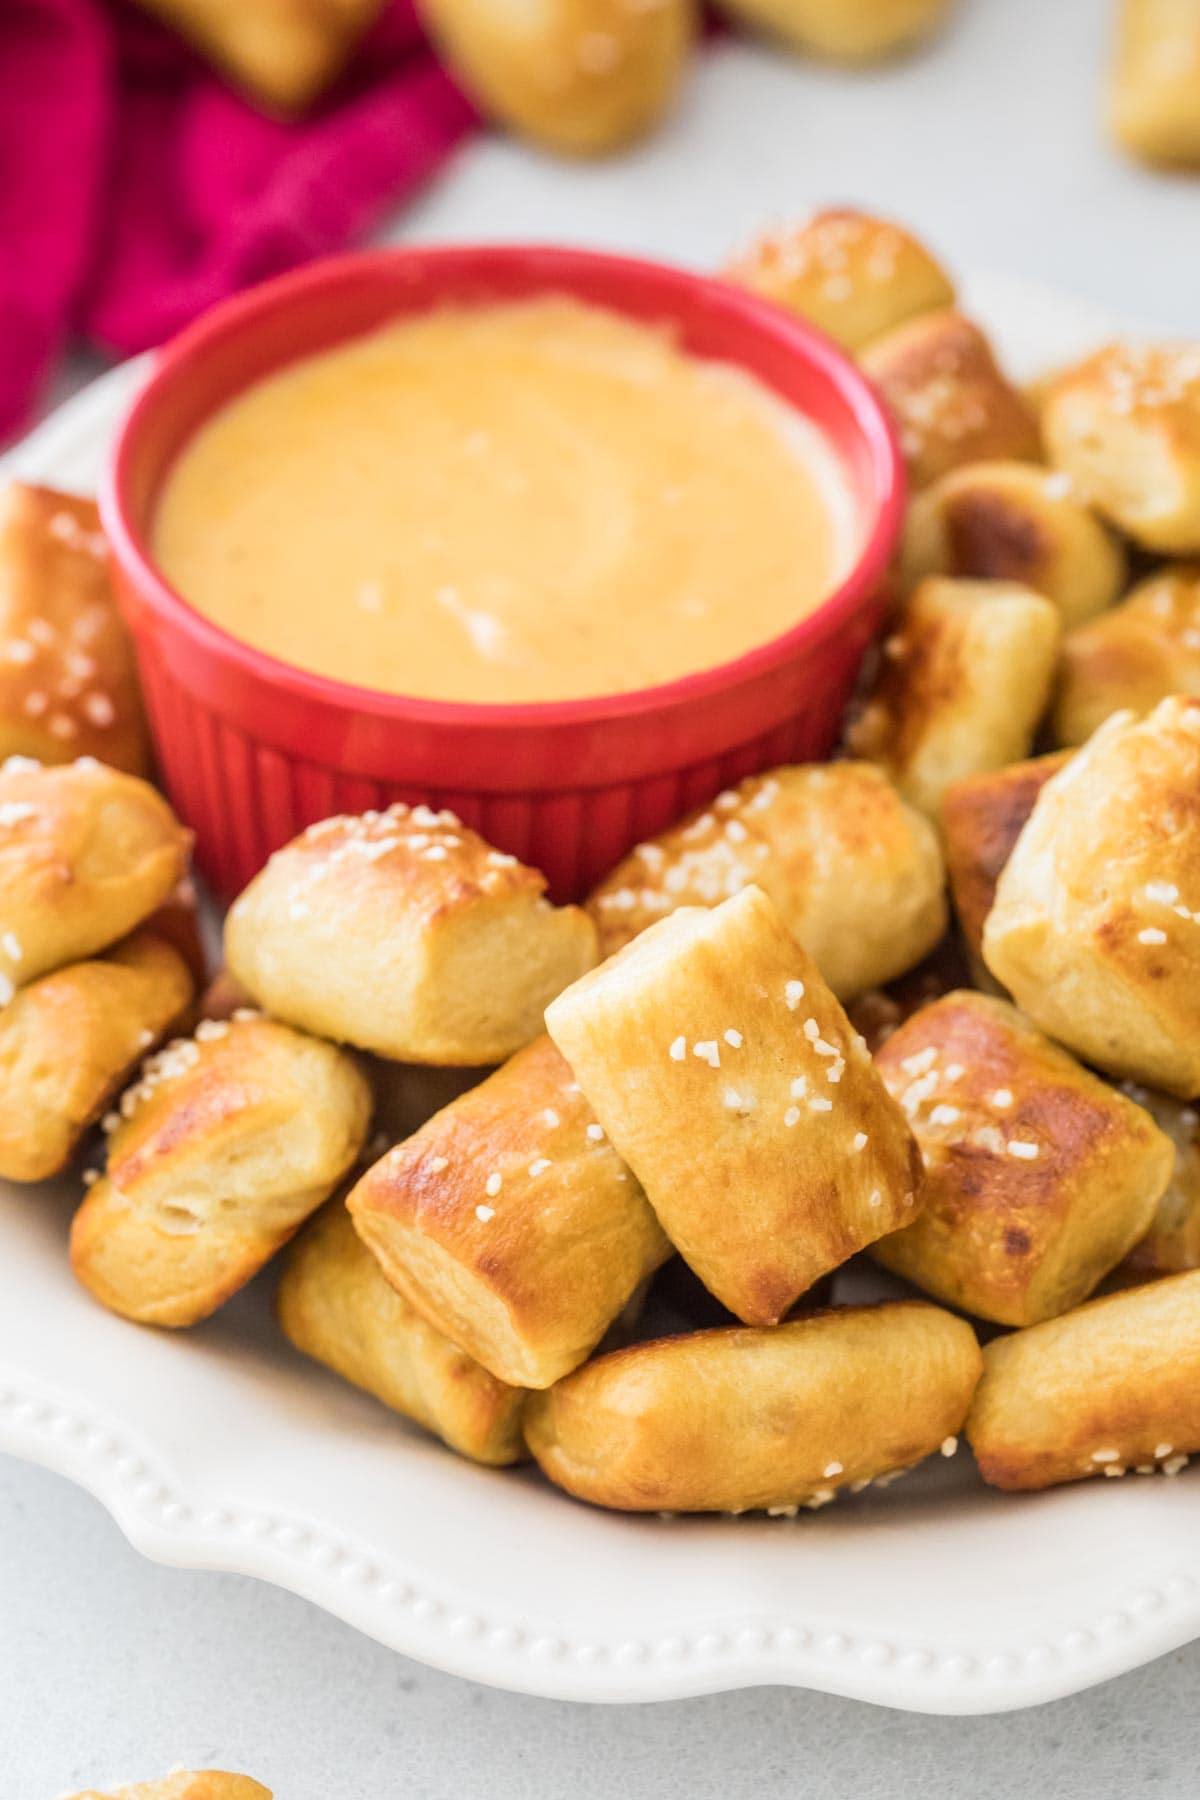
[153,297,859,704]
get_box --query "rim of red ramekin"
[100,243,905,733]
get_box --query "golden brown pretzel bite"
[66,1776,270,1800]
[708,0,952,63]
[586,761,947,998]
[546,885,922,1326]
[1053,563,1200,747]
[722,210,954,352]
[940,752,1073,957]
[279,1200,528,1464]
[347,1035,670,1389]
[1110,0,1200,167]
[525,1302,982,1512]
[872,992,1173,1325]
[966,1269,1200,1491]
[1042,342,1200,553]
[0,755,190,999]
[70,1013,371,1327]
[129,0,384,113]
[901,461,1126,627]
[845,577,1060,818]
[0,483,149,775]
[983,697,1200,1096]
[225,805,597,1066]
[0,930,194,1183]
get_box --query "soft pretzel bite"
[709,0,952,63]
[1042,342,1200,553]
[0,929,194,1183]
[859,311,1040,489]
[586,761,947,998]
[940,752,1073,956]
[347,1035,669,1388]
[844,577,1060,817]
[69,1014,371,1327]
[0,756,190,998]
[546,886,922,1326]
[0,484,149,775]
[983,697,1200,1096]
[418,0,695,156]
[279,1200,528,1464]
[901,461,1126,627]
[1113,1085,1200,1282]
[524,1302,981,1512]
[966,1269,1200,1491]
[130,0,384,113]
[225,805,597,1066]
[67,1776,270,1800]
[1053,563,1200,746]
[872,993,1173,1326]
[1110,0,1200,167]
[722,209,954,352]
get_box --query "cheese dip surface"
[153,296,859,704]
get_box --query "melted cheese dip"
[153,297,859,704]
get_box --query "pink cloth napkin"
[0,0,478,444]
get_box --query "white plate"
[2,274,1197,1716]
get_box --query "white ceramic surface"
[1,275,1197,1717]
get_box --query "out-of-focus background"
[4,1,1200,1794]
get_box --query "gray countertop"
[6,0,1200,1792]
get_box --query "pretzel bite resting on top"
[901,461,1127,627]
[859,311,1040,489]
[525,1302,982,1513]
[845,577,1060,818]
[225,805,598,1066]
[279,1200,528,1465]
[983,697,1200,1096]
[0,929,194,1183]
[1053,563,1200,746]
[546,885,923,1326]
[872,992,1173,1326]
[0,483,149,774]
[69,1013,372,1327]
[0,755,190,999]
[587,761,947,998]
[722,209,954,353]
[347,1035,670,1388]
[1042,342,1200,553]
[966,1269,1200,1491]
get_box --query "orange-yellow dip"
[153,296,858,704]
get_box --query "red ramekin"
[101,244,905,902]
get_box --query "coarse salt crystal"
[784,980,804,1009]
[669,1037,686,1062]
[485,1172,503,1197]
[475,1205,495,1223]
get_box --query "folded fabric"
[0,0,478,445]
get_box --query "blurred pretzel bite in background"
[586,761,947,999]
[1110,0,1200,167]
[709,0,953,64]
[722,210,954,353]
[0,929,194,1184]
[525,1302,981,1512]
[0,756,190,999]
[901,461,1127,628]
[966,1269,1200,1491]
[545,885,922,1327]
[225,805,598,1066]
[1053,563,1200,746]
[130,0,385,112]
[70,1013,371,1326]
[844,577,1061,818]
[418,0,695,157]
[1042,342,1200,553]
[67,1776,271,1800]
[859,311,1041,489]
[0,484,148,775]
[872,993,1173,1325]
[983,696,1200,1097]
[279,1199,529,1464]
[347,1035,670,1388]
[1113,1086,1200,1283]
[940,752,1073,957]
